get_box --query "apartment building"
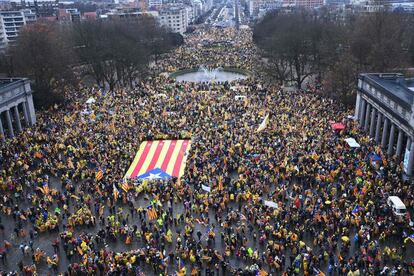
[0,9,36,50]
[158,4,189,34]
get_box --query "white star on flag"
[145,173,163,180]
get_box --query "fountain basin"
[170,67,248,83]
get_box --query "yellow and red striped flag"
[95,170,104,181]
[124,140,191,180]
[121,178,130,193]
[147,206,158,220]
[218,176,223,191]
[37,182,50,195]
[113,185,120,201]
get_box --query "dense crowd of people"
[0,26,413,275]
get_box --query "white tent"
[344,138,361,148]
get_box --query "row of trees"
[0,17,183,107]
[253,10,413,105]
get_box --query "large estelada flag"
[125,139,191,180]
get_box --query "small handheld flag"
[95,170,104,181]
[113,185,120,201]
[121,178,130,193]
[37,182,50,195]
[218,176,223,191]
[178,257,184,270]
[147,206,158,220]
[256,114,269,132]
[352,205,359,216]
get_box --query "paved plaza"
[0,26,413,276]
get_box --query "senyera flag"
[125,140,191,180]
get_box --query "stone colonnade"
[0,79,36,141]
[355,91,414,176]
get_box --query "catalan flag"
[147,205,158,220]
[37,182,50,195]
[121,178,130,193]
[218,176,223,191]
[352,205,359,216]
[125,140,191,180]
[178,257,185,270]
[113,185,120,201]
[256,114,269,132]
[95,170,104,181]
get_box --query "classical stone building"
[355,73,414,176]
[0,78,36,141]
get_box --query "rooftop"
[0,78,28,91]
[359,73,414,110]
[159,4,187,12]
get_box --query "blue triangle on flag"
[352,205,359,214]
[137,168,171,180]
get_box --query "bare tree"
[254,10,412,105]
[0,53,14,77]
[72,16,178,90]
[254,11,340,88]
[350,12,409,72]
[8,21,75,107]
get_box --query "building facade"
[58,8,81,22]
[10,0,58,17]
[149,0,163,9]
[0,78,36,141]
[281,0,323,8]
[0,9,37,50]
[355,73,414,176]
[158,4,189,34]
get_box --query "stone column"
[407,141,414,176]
[22,102,30,127]
[359,99,366,128]
[13,105,22,132]
[405,137,411,168]
[381,117,389,148]
[375,113,382,143]
[364,104,371,132]
[396,129,404,158]
[354,91,361,120]
[26,94,36,125]
[0,115,4,142]
[387,124,395,156]
[5,109,14,138]
[369,108,376,138]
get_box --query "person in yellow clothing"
[258,270,268,276]
[176,267,186,276]
[0,24,412,276]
